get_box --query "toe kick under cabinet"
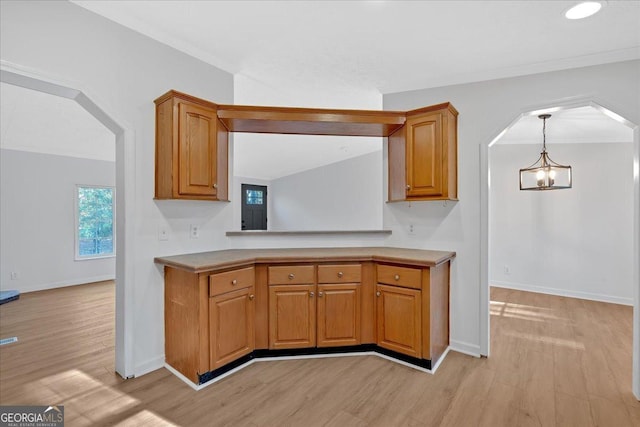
[158,248,454,385]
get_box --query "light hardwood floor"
[0,282,637,426]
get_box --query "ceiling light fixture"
[565,1,603,19]
[519,114,572,191]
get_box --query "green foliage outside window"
[77,186,114,257]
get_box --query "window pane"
[78,186,114,257]
[246,189,263,205]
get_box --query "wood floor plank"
[1,282,636,426]
[589,395,634,427]
[555,392,594,427]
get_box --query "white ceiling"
[72,0,640,95]
[496,106,634,145]
[0,83,115,161]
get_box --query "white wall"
[0,149,116,293]
[383,60,640,356]
[270,151,383,230]
[490,142,634,305]
[0,0,234,375]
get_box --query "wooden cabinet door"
[317,283,361,347]
[406,112,443,198]
[376,284,422,358]
[209,286,255,370]
[178,103,218,197]
[269,284,316,349]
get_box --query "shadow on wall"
[387,201,461,241]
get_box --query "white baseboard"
[449,340,481,357]
[135,355,165,377]
[491,280,633,306]
[2,275,115,294]
[162,350,448,390]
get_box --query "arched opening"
[1,64,134,378]
[480,100,640,398]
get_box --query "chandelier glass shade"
[519,114,572,191]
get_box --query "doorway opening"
[241,184,268,230]
[1,64,133,378]
[482,101,639,399]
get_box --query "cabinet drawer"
[318,264,361,283]
[268,265,315,285]
[377,264,422,290]
[209,267,255,297]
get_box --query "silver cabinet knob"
[309,291,314,298]
[406,185,411,190]
[288,273,295,280]
[376,291,381,297]
[231,279,237,285]
[337,272,343,278]
[213,183,218,189]
[249,294,255,301]
[394,274,400,281]
[318,292,324,297]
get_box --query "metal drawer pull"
[394,274,400,281]
[309,291,314,298]
[288,273,295,280]
[337,272,343,278]
[318,292,324,297]
[231,279,237,285]
[249,294,255,300]
[376,291,381,297]
[213,183,218,189]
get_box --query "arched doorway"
[1,62,134,378]
[480,99,640,398]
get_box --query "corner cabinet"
[154,90,229,201]
[388,103,458,201]
[376,263,450,362]
[158,249,454,386]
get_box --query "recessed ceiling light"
[565,1,603,20]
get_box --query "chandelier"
[519,114,572,190]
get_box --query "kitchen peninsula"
[155,247,455,387]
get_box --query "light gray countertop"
[154,247,456,273]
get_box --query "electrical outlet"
[503,265,510,275]
[10,272,18,280]
[190,224,200,239]
[408,224,415,235]
[158,226,169,241]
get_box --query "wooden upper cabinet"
[154,90,456,203]
[155,91,229,201]
[388,103,458,202]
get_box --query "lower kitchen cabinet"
[209,286,255,370]
[317,283,361,347]
[376,283,422,358]
[159,249,454,385]
[268,284,316,349]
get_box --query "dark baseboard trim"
[198,344,432,385]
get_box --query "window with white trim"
[76,185,115,259]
